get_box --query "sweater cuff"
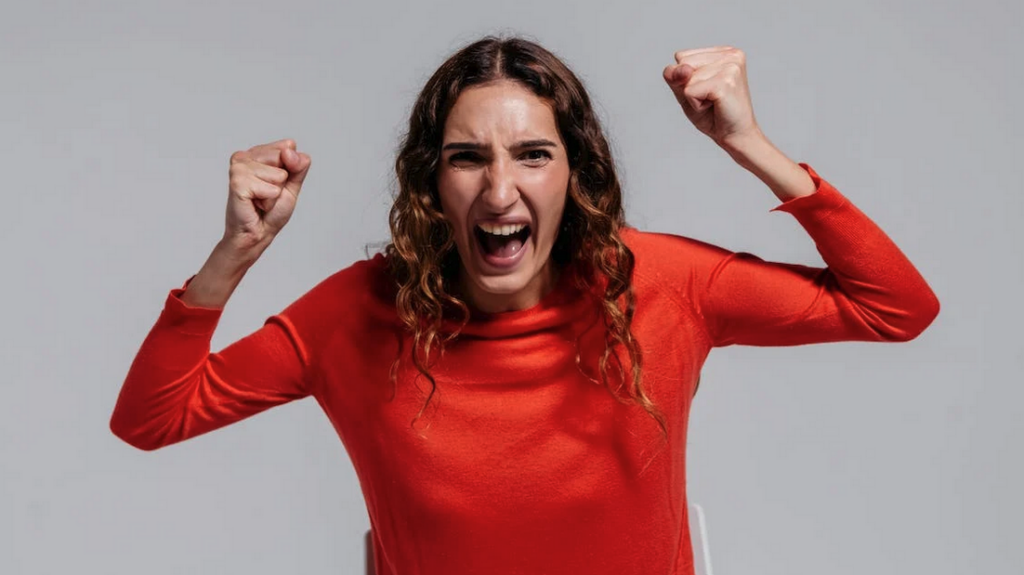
[161,274,224,334]
[768,162,849,215]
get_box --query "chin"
[472,269,533,295]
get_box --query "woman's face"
[436,80,571,313]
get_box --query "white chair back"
[689,502,714,575]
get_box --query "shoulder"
[277,251,395,325]
[616,226,723,346]
[259,252,398,380]
[319,252,393,297]
[619,225,732,282]
[618,225,739,323]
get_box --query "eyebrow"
[441,139,559,152]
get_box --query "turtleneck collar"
[366,254,601,341]
[440,260,597,339]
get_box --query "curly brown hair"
[383,35,672,462]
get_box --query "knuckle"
[230,160,251,176]
[229,150,247,164]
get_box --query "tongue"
[483,233,524,258]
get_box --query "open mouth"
[474,223,531,260]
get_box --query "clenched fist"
[223,138,311,253]
[663,46,762,151]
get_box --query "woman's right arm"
[109,139,313,450]
[109,246,312,450]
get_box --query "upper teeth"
[478,223,526,236]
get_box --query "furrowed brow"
[442,142,486,151]
[441,139,558,152]
[511,139,558,150]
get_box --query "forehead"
[443,80,560,143]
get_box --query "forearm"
[180,239,263,309]
[721,130,817,203]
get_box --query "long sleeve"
[109,275,313,451]
[643,163,940,348]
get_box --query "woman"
[110,36,939,574]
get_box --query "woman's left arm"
[657,47,940,347]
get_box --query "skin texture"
[436,80,571,314]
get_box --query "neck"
[457,261,562,314]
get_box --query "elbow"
[109,414,164,452]
[894,291,941,342]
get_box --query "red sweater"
[110,163,939,574]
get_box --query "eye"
[521,149,553,164]
[449,152,482,166]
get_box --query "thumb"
[281,148,311,194]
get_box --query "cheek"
[526,170,570,233]
[436,174,476,231]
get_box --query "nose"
[480,157,519,213]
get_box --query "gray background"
[2,0,1020,573]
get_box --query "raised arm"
[640,163,939,348]
[653,47,939,347]
[110,139,314,450]
[109,250,313,450]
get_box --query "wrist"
[216,235,268,269]
[719,127,773,170]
